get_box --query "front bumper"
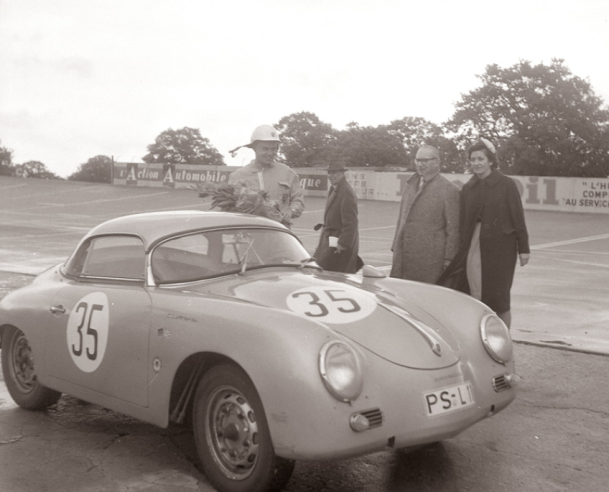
[269,357,517,461]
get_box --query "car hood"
[181,268,461,370]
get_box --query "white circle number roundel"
[66,292,110,373]
[286,286,376,324]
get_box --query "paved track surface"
[2,176,609,492]
[2,175,609,354]
[2,343,606,492]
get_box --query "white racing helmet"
[229,125,280,156]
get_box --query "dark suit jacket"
[314,176,360,273]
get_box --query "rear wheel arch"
[1,325,62,410]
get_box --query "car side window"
[66,235,145,280]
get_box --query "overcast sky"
[1,0,608,177]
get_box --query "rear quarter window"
[65,235,145,280]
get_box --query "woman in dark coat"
[439,138,530,328]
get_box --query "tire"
[192,364,295,492]
[1,326,61,410]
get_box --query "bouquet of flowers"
[196,181,239,210]
[195,181,282,222]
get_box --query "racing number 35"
[66,292,110,373]
[286,286,377,324]
[292,289,360,317]
[71,301,103,360]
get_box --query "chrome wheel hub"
[206,387,260,480]
[12,333,36,393]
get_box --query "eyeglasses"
[415,157,437,164]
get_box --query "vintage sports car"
[0,211,518,492]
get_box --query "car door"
[47,235,152,407]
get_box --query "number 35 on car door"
[47,286,152,407]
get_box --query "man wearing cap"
[390,144,460,284]
[313,162,361,273]
[229,125,304,227]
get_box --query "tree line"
[1,59,608,183]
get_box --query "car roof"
[84,210,287,251]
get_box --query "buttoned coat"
[390,173,460,283]
[314,176,360,273]
[438,169,530,313]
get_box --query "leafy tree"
[383,117,461,172]
[447,59,609,176]
[274,112,337,167]
[332,123,408,168]
[0,141,15,176]
[142,127,225,166]
[69,155,113,183]
[18,161,60,179]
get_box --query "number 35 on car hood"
[181,269,462,370]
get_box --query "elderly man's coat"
[391,173,460,283]
[314,176,360,273]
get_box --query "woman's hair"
[467,139,498,169]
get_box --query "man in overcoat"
[390,145,460,283]
[314,162,361,273]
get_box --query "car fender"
[371,276,517,379]
[0,268,61,380]
[147,292,362,444]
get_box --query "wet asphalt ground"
[2,334,607,492]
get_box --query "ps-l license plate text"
[424,382,474,417]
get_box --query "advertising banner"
[344,171,609,214]
[113,163,234,188]
[113,162,330,195]
[113,162,609,214]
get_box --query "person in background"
[314,161,361,273]
[439,138,530,328]
[390,144,460,283]
[228,124,304,227]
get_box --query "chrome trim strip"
[381,304,443,357]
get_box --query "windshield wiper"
[238,237,255,275]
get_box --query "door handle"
[50,305,66,315]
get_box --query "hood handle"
[381,305,443,357]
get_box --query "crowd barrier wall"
[112,162,609,214]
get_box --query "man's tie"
[324,186,335,214]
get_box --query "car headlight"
[480,314,513,364]
[319,340,363,403]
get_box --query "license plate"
[424,382,475,417]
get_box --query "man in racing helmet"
[229,125,304,227]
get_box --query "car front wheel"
[1,326,61,410]
[192,364,294,492]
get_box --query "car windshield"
[151,227,311,284]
